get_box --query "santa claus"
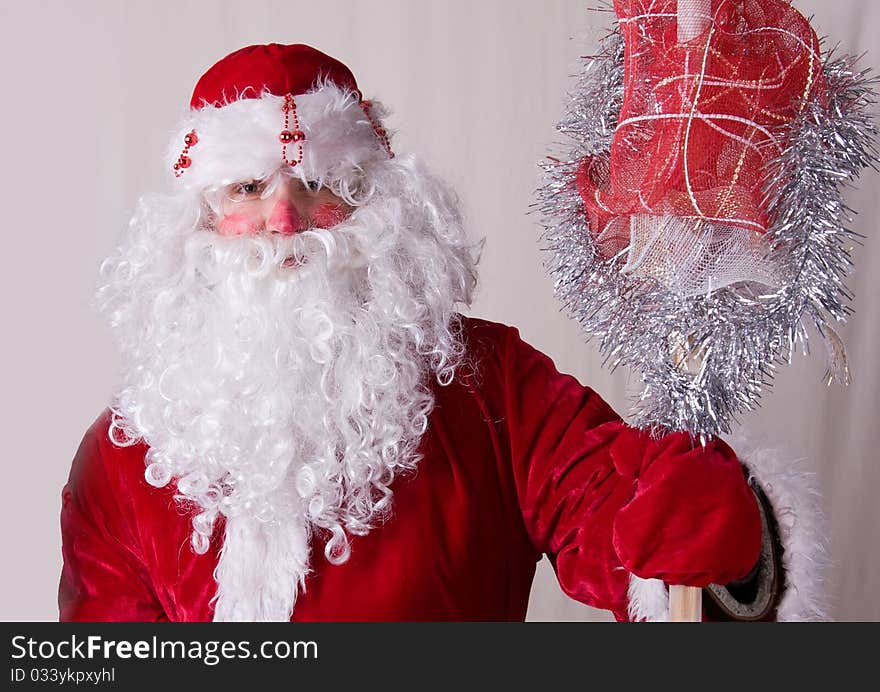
[59,43,821,622]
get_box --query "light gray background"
[1,0,877,621]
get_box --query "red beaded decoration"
[173,130,198,177]
[280,94,305,167]
[360,100,394,158]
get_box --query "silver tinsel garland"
[536,28,878,439]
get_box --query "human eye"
[304,180,321,193]
[225,179,266,202]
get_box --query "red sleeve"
[495,324,760,621]
[59,413,168,622]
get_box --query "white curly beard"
[97,158,478,620]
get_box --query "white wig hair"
[97,94,482,619]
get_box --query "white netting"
[613,214,779,296]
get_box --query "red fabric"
[579,0,823,259]
[59,316,760,622]
[610,433,761,585]
[190,43,360,109]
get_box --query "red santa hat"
[166,43,393,192]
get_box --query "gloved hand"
[609,430,763,587]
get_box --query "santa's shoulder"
[452,314,555,391]
[65,410,158,509]
[457,313,557,367]
[456,314,526,352]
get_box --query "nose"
[266,198,304,236]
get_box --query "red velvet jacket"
[59,316,761,621]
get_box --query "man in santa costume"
[59,43,820,622]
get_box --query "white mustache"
[184,222,371,288]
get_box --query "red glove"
[609,430,762,587]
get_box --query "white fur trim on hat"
[166,83,390,192]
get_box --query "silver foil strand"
[536,29,878,438]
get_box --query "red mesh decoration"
[578,0,824,260]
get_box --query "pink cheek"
[217,213,262,236]
[311,203,351,229]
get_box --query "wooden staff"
[667,0,713,623]
[667,332,706,622]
